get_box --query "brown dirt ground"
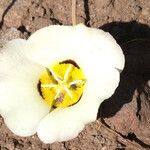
[0,0,150,150]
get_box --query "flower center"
[39,62,86,108]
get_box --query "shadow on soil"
[97,21,150,118]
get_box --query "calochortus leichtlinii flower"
[0,24,124,143]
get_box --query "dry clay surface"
[0,0,150,150]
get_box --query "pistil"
[39,62,86,108]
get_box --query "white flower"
[0,24,124,143]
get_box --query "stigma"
[39,62,86,108]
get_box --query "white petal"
[80,68,120,122]
[37,106,85,143]
[0,39,26,77]
[23,24,124,100]
[0,39,43,111]
[0,39,43,81]
[4,98,49,136]
[23,24,124,101]
[0,39,50,136]
[24,24,125,70]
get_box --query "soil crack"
[136,91,142,121]
[0,0,17,29]
[126,132,150,148]
[83,0,90,27]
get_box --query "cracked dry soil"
[0,0,150,150]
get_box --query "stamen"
[41,84,57,88]
[46,68,62,83]
[55,93,64,103]
[64,64,72,81]
[54,89,61,100]
[69,79,86,86]
[64,86,73,99]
